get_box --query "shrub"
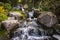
[0,2,4,6]
[0,13,8,22]
[4,3,12,11]
[0,6,4,12]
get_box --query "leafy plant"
[0,2,4,6]
[0,6,4,12]
[0,13,8,22]
[4,3,12,11]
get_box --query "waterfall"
[10,9,58,40]
[12,36,20,40]
[22,7,25,12]
[28,10,34,18]
[11,18,53,40]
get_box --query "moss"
[0,29,6,36]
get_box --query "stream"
[10,9,59,40]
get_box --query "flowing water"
[10,10,58,40]
[11,18,51,40]
[28,10,34,18]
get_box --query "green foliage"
[26,0,60,13]
[0,2,8,26]
[0,2,12,11]
[0,13,8,22]
[11,7,20,11]
[3,10,9,15]
[0,2,4,6]
[9,0,18,6]
[0,2,8,22]
[4,3,12,10]
[0,29,6,36]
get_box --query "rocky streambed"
[0,11,60,40]
[10,18,58,40]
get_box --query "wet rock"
[8,12,23,20]
[37,12,58,27]
[8,17,15,20]
[54,24,60,34]
[1,20,19,31]
[34,10,41,18]
[24,4,28,9]
[53,35,60,40]
[27,20,38,28]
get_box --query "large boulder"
[1,20,19,31]
[37,12,58,27]
[8,12,23,20]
